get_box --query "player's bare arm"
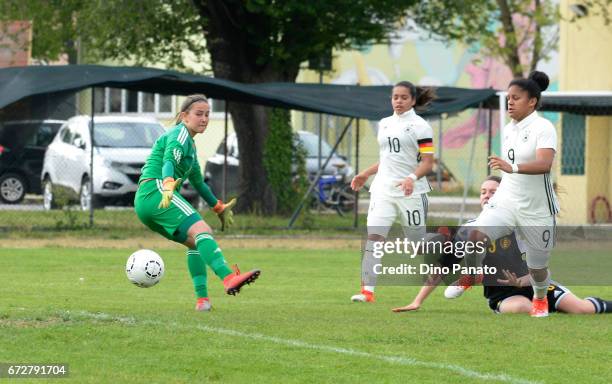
[496,269,531,287]
[488,148,555,174]
[350,162,379,191]
[397,153,433,196]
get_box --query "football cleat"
[530,297,549,318]
[351,290,375,303]
[444,274,483,299]
[195,297,212,312]
[223,264,261,296]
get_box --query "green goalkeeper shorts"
[134,179,201,243]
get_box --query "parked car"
[41,115,197,210]
[0,119,65,204]
[205,131,354,197]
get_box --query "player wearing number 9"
[465,71,559,317]
[349,81,436,303]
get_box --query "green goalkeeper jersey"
[140,123,218,207]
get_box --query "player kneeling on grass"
[135,94,260,312]
[392,176,612,315]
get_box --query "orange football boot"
[223,264,261,296]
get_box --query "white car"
[41,115,196,210]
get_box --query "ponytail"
[394,81,436,111]
[414,86,436,110]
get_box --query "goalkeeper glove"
[158,178,182,209]
[213,198,236,232]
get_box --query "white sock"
[361,240,379,293]
[530,270,551,299]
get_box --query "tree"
[1,0,417,213]
[409,0,612,77]
[189,0,418,213]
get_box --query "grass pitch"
[1,245,611,383]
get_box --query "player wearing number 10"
[350,81,436,303]
[465,71,559,317]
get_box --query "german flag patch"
[417,138,434,154]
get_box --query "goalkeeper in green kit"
[135,94,260,311]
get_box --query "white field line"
[71,311,541,384]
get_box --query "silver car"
[41,115,196,210]
[204,131,353,198]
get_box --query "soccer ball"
[126,249,165,288]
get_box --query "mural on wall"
[442,57,509,150]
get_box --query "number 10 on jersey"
[388,137,400,153]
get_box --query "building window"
[209,98,229,119]
[159,94,172,113]
[93,88,105,113]
[211,98,226,113]
[561,113,585,175]
[142,92,155,113]
[109,88,122,113]
[126,90,138,113]
[92,87,175,116]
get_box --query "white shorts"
[466,202,556,268]
[367,193,428,238]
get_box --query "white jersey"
[369,109,434,197]
[490,110,560,216]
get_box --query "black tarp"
[250,83,498,119]
[2,65,611,118]
[0,65,292,110]
[539,95,612,115]
[0,65,497,120]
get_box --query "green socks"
[194,233,233,279]
[187,250,208,298]
[187,233,233,298]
